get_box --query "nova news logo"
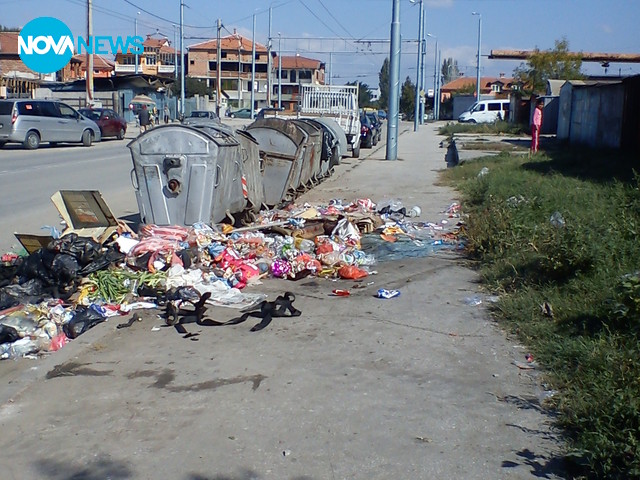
[19,17,143,74]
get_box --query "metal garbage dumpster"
[234,129,266,212]
[128,124,245,226]
[292,119,323,187]
[298,118,334,180]
[245,118,308,206]
[311,117,348,167]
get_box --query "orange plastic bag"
[338,265,368,280]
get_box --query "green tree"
[170,77,212,97]
[346,81,373,107]
[0,25,20,32]
[441,57,460,85]
[378,57,390,111]
[514,37,584,94]
[400,76,415,120]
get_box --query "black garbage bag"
[0,279,47,309]
[63,306,106,339]
[17,249,56,285]
[51,254,80,285]
[0,264,20,289]
[0,324,20,344]
[49,234,102,266]
[79,246,125,276]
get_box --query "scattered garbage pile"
[0,195,464,360]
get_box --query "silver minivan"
[0,99,101,150]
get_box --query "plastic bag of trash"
[63,306,107,339]
[49,233,102,266]
[0,324,20,344]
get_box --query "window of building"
[221,52,228,59]
[209,61,216,70]
[298,70,312,80]
[280,70,288,80]
[491,83,501,93]
[147,55,157,65]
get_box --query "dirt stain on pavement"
[46,362,113,379]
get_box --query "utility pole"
[134,12,140,74]
[386,0,401,160]
[328,52,332,85]
[277,32,282,109]
[251,14,256,119]
[179,0,185,118]
[419,17,426,124]
[473,12,482,101]
[413,0,423,132]
[216,18,222,117]
[267,7,272,107]
[86,0,93,106]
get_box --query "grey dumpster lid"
[245,118,308,155]
[309,117,348,154]
[127,124,239,154]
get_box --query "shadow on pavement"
[35,457,133,479]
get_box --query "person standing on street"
[531,99,544,154]
[138,105,151,134]
[164,104,170,124]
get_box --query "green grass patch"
[441,148,640,478]
[438,120,528,136]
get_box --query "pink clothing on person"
[531,104,543,153]
[532,106,543,128]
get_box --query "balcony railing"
[158,65,176,74]
[114,64,136,73]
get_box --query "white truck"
[298,84,361,158]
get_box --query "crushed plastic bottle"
[477,167,490,178]
[549,211,566,228]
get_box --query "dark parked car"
[226,108,253,119]
[360,113,378,148]
[79,108,127,140]
[365,111,383,144]
[182,110,220,125]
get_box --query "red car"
[79,108,127,140]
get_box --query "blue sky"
[3,0,640,90]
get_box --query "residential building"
[59,54,115,82]
[440,74,519,102]
[114,34,176,77]
[274,54,326,112]
[187,30,269,112]
[0,31,55,97]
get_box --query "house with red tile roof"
[0,31,56,97]
[59,54,115,82]
[274,54,326,112]
[440,74,521,102]
[114,34,176,77]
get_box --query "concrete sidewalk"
[0,122,564,479]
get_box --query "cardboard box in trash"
[15,191,121,253]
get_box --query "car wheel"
[230,114,235,118]
[373,135,378,146]
[0,141,6,148]
[352,143,360,158]
[82,130,93,147]
[469,119,477,124]
[117,128,125,140]
[23,130,40,150]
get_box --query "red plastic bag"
[338,265,368,280]
[49,333,69,352]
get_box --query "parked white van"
[458,99,510,124]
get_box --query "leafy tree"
[346,81,373,107]
[441,57,460,85]
[514,37,584,94]
[171,77,212,97]
[378,57,390,111]
[400,76,415,120]
[0,25,20,32]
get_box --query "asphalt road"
[0,135,138,252]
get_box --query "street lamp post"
[134,11,140,74]
[427,33,437,120]
[277,32,282,109]
[411,0,424,132]
[472,12,482,101]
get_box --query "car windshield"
[190,112,212,118]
